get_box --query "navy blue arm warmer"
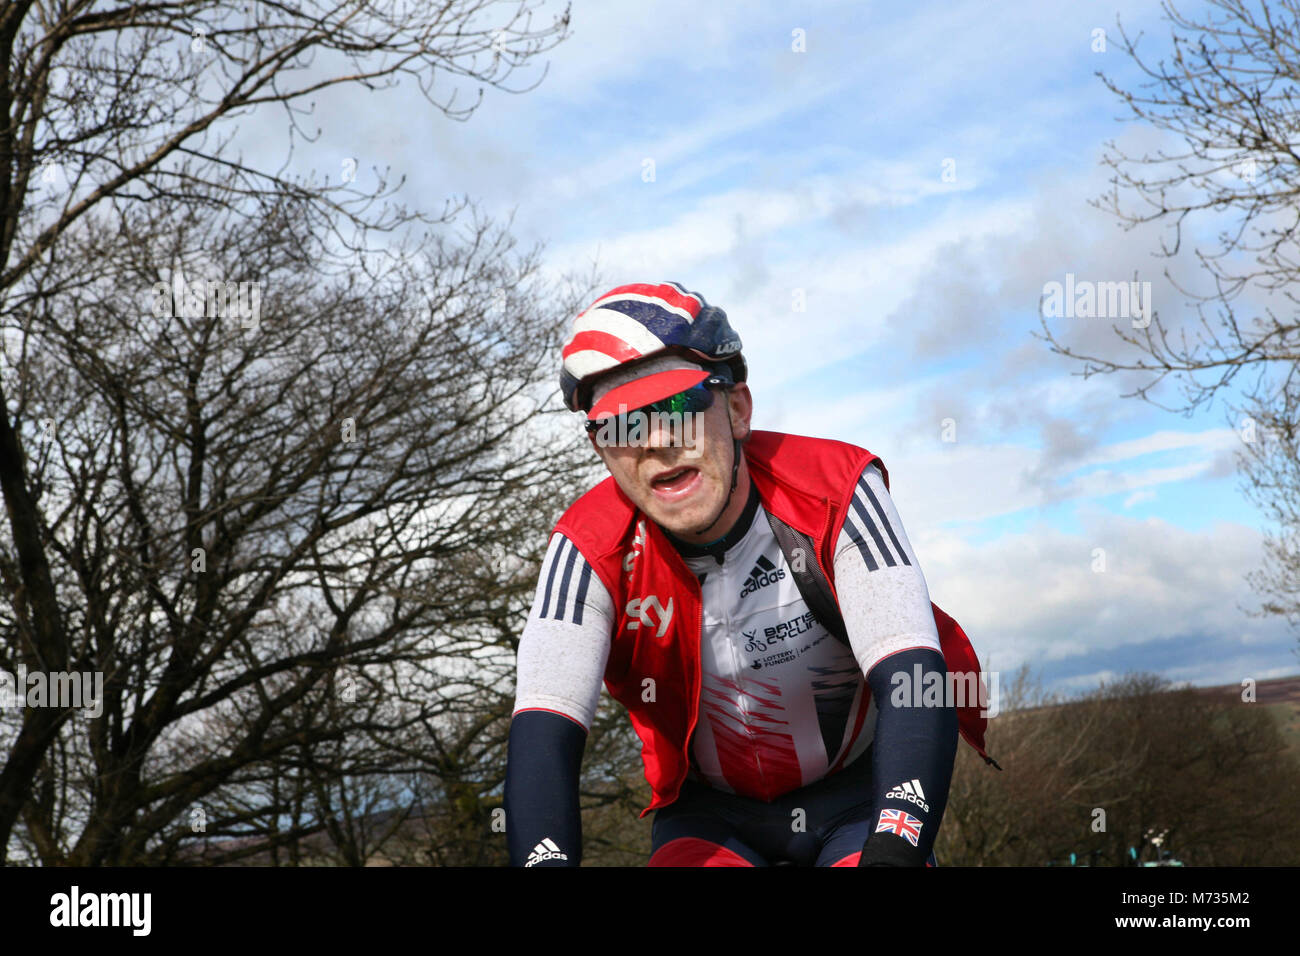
[858,647,959,866]
[504,710,586,867]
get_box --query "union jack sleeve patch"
[875,808,924,847]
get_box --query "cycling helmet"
[561,281,746,416]
[562,281,749,539]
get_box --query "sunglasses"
[584,382,720,439]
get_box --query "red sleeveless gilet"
[553,430,993,816]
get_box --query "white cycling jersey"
[513,460,943,802]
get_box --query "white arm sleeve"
[832,460,943,677]
[512,533,614,731]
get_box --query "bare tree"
[0,0,576,862]
[0,155,609,862]
[0,0,574,860]
[1035,1,1300,648]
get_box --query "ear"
[727,384,753,441]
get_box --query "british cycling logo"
[524,838,568,867]
[746,612,827,668]
[763,610,816,644]
[739,554,785,598]
[742,612,819,654]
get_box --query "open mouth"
[650,466,700,499]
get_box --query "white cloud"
[914,511,1294,683]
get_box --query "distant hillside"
[1191,674,1300,757]
[999,674,1300,758]
[1189,673,1300,705]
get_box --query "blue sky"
[264,0,1300,693]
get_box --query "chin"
[640,497,718,539]
[650,512,696,537]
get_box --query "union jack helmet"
[560,281,746,417]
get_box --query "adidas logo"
[885,779,930,813]
[739,554,786,598]
[524,837,568,867]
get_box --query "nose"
[643,409,679,450]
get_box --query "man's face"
[589,383,753,542]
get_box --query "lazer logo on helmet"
[625,595,674,638]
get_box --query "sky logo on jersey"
[626,595,674,638]
[876,809,923,847]
[885,778,930,813]
[739,554,786,598]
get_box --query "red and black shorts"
[648,750,938,867]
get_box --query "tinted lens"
[646,383,715,416]
[585,384,717,443]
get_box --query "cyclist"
[505,281,993,867]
